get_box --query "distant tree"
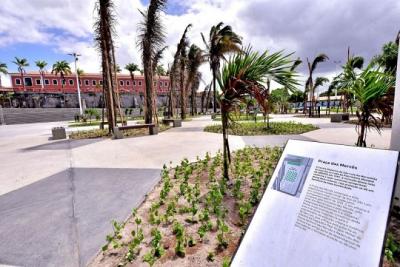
[334,48,364,113]
[125,63,140,92]
[84,108,100,123]
[156,65,166,76]
[305,54,329,116]
[185,44,205,116]
[371,31,399,74]
[202,22,242,113]
[169,24,191,118]
[0,62,8,87]
[12,57,29,91]
[138,0,167,124]
[35,60,47,90]
[51,60,72,92]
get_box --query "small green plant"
[143,228,165,266]
[222,257,231,267]
[207,251,215,262]
[217,219,229,249]
[173,222,186,257]
[385,233,399,263]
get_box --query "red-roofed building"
[9,72,170,95]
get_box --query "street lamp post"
[68,52,83,115]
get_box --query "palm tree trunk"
[212,68,217,113]
[221,110,230,180]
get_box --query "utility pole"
[390,42,400,205]
[68,52,83,115]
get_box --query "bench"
[113,124,157,139]
[162,118,182,127]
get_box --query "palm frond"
[311,53,329,72]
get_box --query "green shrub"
[204,121,317,136]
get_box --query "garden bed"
[204,121,318,136]
[89,146,283,266]
[69,124,171,140]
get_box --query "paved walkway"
[0,115,392,266]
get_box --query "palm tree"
[351,66,394,146]
[202,22,242,114]
[218,48,298,179]
[156,65,166,76]
[35,60,47,90]
[326,79,338,115]
[125,63,140,91]
[138,0,167,124]
[51,60,72,92]
[169,24,191,118]
[94,0,120,133]
[312,77,329,115]
[185,44,205,116]
[0,63,7,87]
[151,46,168,122]
[335,49,364,113]
[305,54,329,116]
[12,57,29,91]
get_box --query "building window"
[53,79,58,85]
[79,80,82,85]
[24,77,33,86]
[36,79,41,85]
[85,80,89,86]
[45,79,50,85]
[62,80,66,85]
[126,81,130,86]
[15,78,21,85]
[69,79,74,85]
[138,81,142,86]
[153,81,156,86]
[92,80,96,86]
[119,80,124,86]
[164,82,168,87]
[159,81,163,87]
[99,80,103,85]
[133,81,136,86]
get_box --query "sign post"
[232,140,399,267]
[390,42,400,205]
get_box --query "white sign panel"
[232,140,399,267]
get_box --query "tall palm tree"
[202,22,242,113]
[218,48,298,179]
[151,46,167,123]
[185,44,205,116]
[0,63,7,87]
[138,0,167,124]
[94,0,120,133]
[169,24,191,118]
[35,60,47,90]
[312,77,329,114]
[125,63,140,91]
[336,50,364,113]
[12,57,29,91]
[305,54,329,116]
[51,60,72,92]
[351,65,394,146]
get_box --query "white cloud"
[0,0,398,92]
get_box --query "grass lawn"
[90,146,282,266]
[204,121,318,136]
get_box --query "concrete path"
[0,115,391,266]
